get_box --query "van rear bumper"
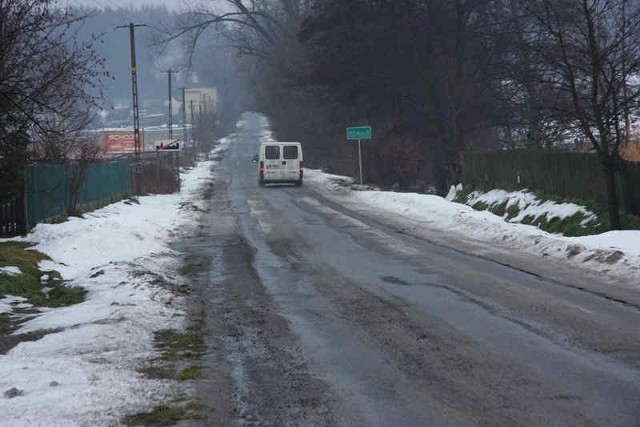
[260,171,303,184]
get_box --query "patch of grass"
[185,400,204,411]
[176,284,191,295]
[520,215,535,226]
[0,242,86,309]
[488,201,508,217]
[142,314,206,379]
[514,212,604,237]
[178,365,203,381]
[139,365,176,380]
[154,327,205,362]
[140,363,203,382]
[134,316,207,422]
[0,242,49,300]
[171,393,190,404]
[452,186,476,204]
[471,201,489,211]
[0,271,38,299]
[0,242,48,283]
[178,261,203,277]
[584,200,640,232]
[0,313,12,334]
[41,286,87,308]
[202,185,214,200]
[123,405,186,426]
[552,213,600,236]
[505,204,520,220]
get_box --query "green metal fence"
[462,150,640,215]
[26,160,131,230]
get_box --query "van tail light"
[259,161,264,173]
[299,161,304,172]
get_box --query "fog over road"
[181,114,640,426]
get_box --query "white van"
[258,142,303,186]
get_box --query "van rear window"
[265,146,279,159]
[283,145,298,159]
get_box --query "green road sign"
[347,126,372,140]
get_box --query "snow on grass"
[462,188,598,227]
[0,157,216,426]
[0,266,21,276]
[0,296,29,314]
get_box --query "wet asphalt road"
[183,115,640,426]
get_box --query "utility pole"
[180,87,187,147]
[162,69,179,185]
[116,22,146,198]
[189,100,195,145]
[162,69,179,140]
[198,102,203,139]
[201,94,207,116]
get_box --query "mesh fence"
[26,160,131,230]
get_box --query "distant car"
[252,154,259,163]
[258,142,303,187]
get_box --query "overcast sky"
[65,0,186,11]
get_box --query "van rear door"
[263,144,282,181]
[281,144,300,181]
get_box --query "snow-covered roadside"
[304,169,640,285]
[0,141,229,426]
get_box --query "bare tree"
[522,0,640,229]
[0,0,107,193]
[479,1,562,149]
[158,0,315,147]
[163,0,309,62]
[67,141,103,216]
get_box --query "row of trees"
[169,0,640,229]
[0,0,107,199]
